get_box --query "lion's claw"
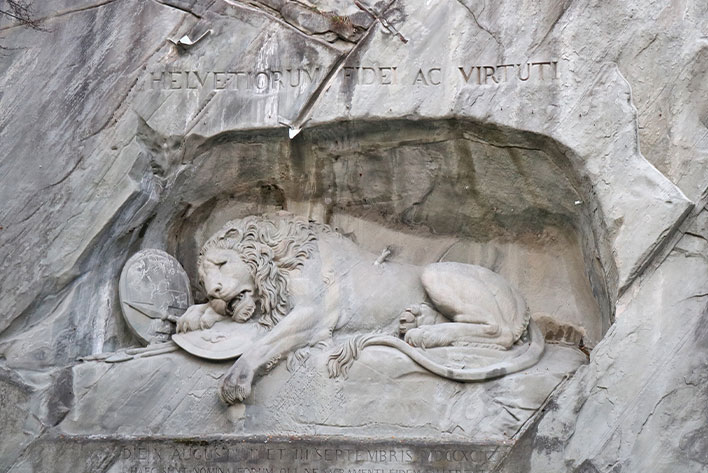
[219,361,254,405]
[199,307,222,330]
[399,303,442,338]
[176,304,207,333]
[398,306,419,337]
[404,327,426,348]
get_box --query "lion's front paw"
[176,304,207,333]
[199,306,225,330]
[219,361,254,405]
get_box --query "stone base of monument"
[10,344,585,472]
[18,436,513,473]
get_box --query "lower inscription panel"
[18,437,512,473]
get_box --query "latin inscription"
[116,443,503,473]
[149,67,322,91]
[146,60,558,91]
[457,61,558,85]
[344,61,558,86]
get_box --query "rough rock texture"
[58,345,585,441]
[0,0,706,471]
[496,205,708,473]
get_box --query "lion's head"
[197,213,319,328]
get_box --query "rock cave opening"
[48,119,623,442]
[142,118,614,350]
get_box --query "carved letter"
[532,61,552,80]
[413,68,428,85]
[303,67,319,84]
[342,66,357,84]
[428,67,442,85]
[271,70,283,90]
[482,66,498,84]
[255,72,269,90]
[231,72,247,90]
[193,71,208,88]
[150,71,164,89]
[497,64,514,81]
[169,71,182,89]
[380,67,393,85]
[517,63,530,81]
[288,68,301,87]
[214,72,227,89]
[186,71,197,89]
[458,66,475,83]
[362,67,376,85]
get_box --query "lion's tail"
[327,334,373,378]
[327,319,545,381]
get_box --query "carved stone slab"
[172,320,267,360]
[119,249,192,345]
[16,436,511,473]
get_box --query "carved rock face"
[200,248,256,322]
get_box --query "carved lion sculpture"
[176,212,544,405]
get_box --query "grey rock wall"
[0,0,706,472]
[497,206,708,472]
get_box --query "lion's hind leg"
[419,262,519,349]
[404,320,509,349]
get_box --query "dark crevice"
[454,0,503,50]
[149,0,202,19]
[0,0,119,33]
[288,18,380,133]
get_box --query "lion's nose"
[208,283,223,299]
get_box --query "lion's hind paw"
[404,327,427,348]
[405,326,456,348]
[398,306,421,337]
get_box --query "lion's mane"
[197,213,325,328]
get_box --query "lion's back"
[422,262,529,339]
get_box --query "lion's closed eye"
[234,289,252,301]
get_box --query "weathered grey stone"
[9,437,510,473]
[135,4,343,136]
[280,2,332,35]
[255,0,286,11]
[307,0,693,295]
[0,0,185,369]
[0,368,35,472]
[0,365,73,471]
[497,207,708,472]
[0,0,706,470]
[313,31,340,43]
[59,344,584,442]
